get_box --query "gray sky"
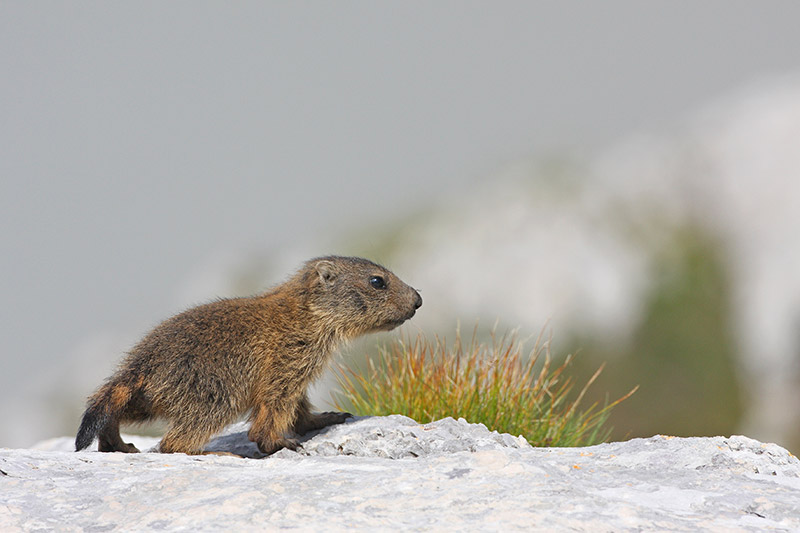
[2,2,800,446]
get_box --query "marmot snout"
[75,256,421,456]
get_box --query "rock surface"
[2,416,799,531]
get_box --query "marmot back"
[75,256,422,456]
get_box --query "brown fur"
[75,256,422,456]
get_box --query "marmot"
[75,256,422,456]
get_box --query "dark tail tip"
[75,405,109,451]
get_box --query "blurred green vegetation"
[569,226,746,440]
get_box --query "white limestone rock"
[3,416,799,531]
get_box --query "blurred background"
[2,2,800,453]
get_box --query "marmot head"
[303,256,422,337]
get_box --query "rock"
[2,416,799,531]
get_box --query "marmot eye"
[369,276,387,290]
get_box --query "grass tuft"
[333,327,637,447]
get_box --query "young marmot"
[75,256,422,456]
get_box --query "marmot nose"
[413,291,422,310]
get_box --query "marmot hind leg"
[98,419,140,453]
[248,402,301,455]
[159,422,222,455]
[97,382,154,452]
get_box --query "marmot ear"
[315,260,338,287]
